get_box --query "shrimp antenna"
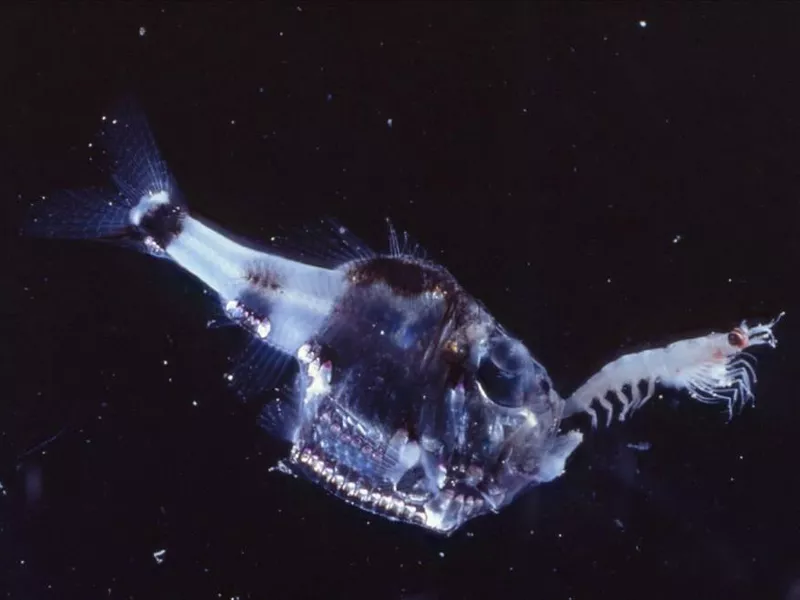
[741,311,785,349]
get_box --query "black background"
[2,3,799,599]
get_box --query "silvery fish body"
[24,105,782,535]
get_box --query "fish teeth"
[291,444,431,525]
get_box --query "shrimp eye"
[727,330,746,348]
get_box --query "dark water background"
[2,4,798,599]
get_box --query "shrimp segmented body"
[563,312,785,428]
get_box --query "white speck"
[438,551,445,558]
[139,26,146,37]
[101,115,107,121]
[87,142,93,148]
[153,549,166,564]
[162,359,168,366]
[225,373,234,382]
[379,330,385,336]
[0,481,5,496]
[296,5,302,11]
[192,400,198,407]
[19,559,25,566]
[639,20,647,28]
[279,31,284,37]
[627,441,652,452]
[606,277,612,283]
[230,119,236,125]
[112,119,117,125]
[387,118,393,128]
[672,234,682,243]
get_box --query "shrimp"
[563,312,785,428]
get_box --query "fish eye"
[477,355,522,408]
[486,337,526,372]
[475,338,528,408]
[727,329,746,348]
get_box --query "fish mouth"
[286,345,490,534]
[286,443,487,534]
